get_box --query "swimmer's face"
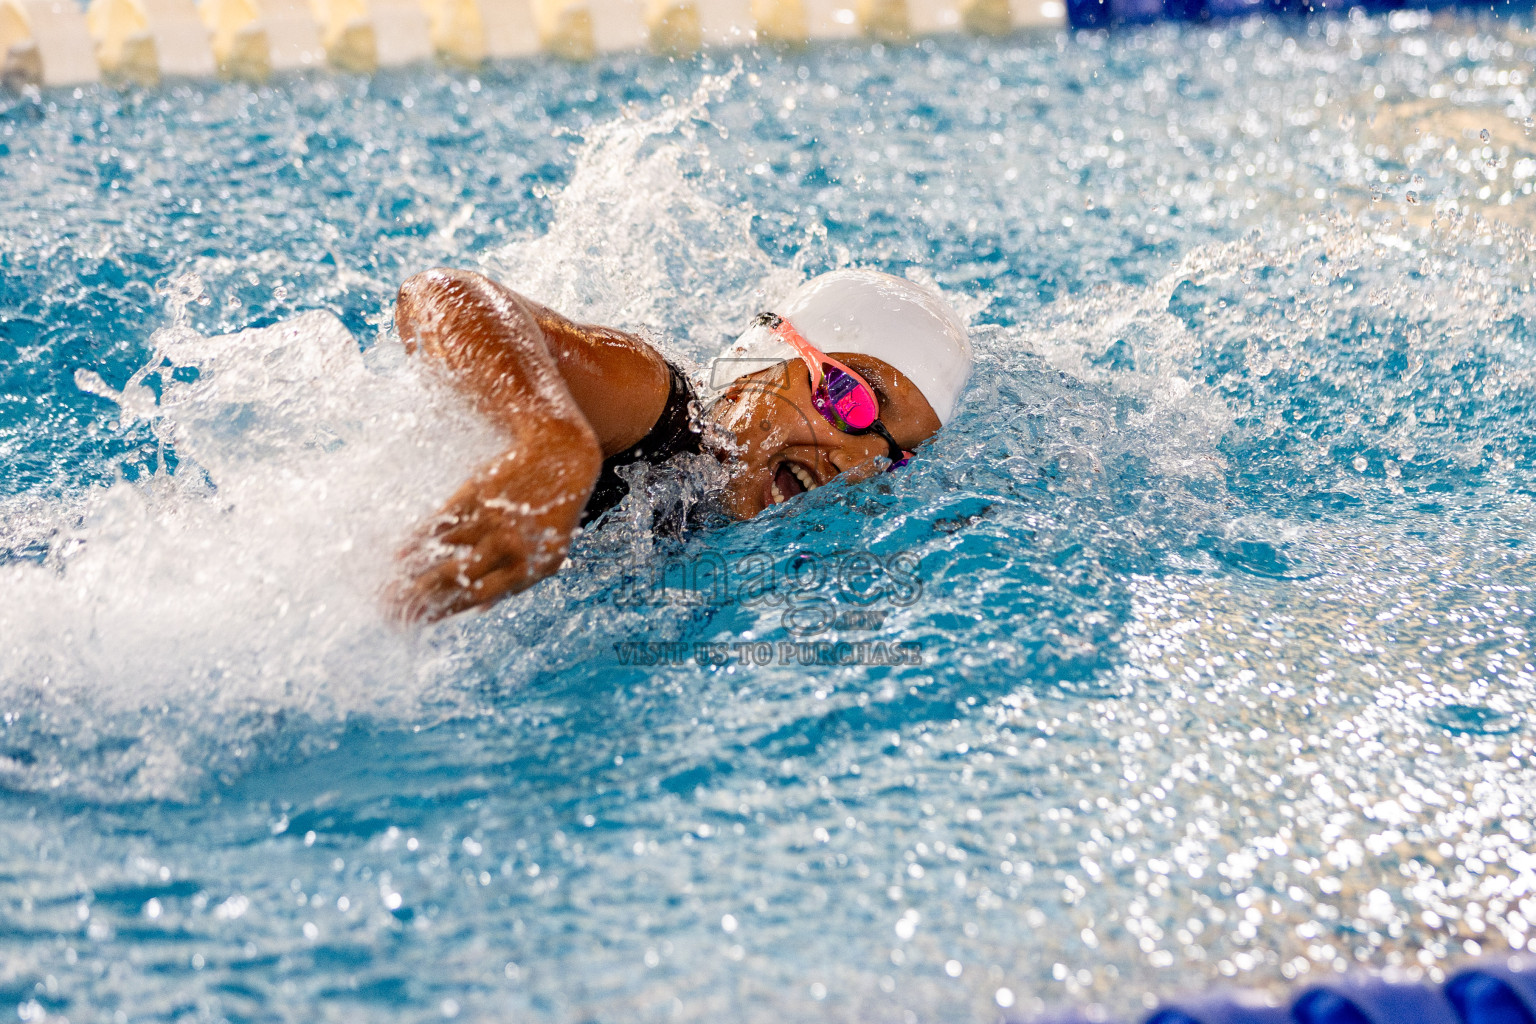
[703,353,943,520]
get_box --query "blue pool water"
[3,15,1536,1023]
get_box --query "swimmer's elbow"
[397,268,449,356]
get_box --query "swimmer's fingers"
[405,496,492,548]
[389,530,538,624]
[389,560,496,624]
[468,567,535,613]
[395,500,502,572]
[384,550,466,623]
[457,529,526,585]
[433,513,500,550]
[414,487,553,553]
[386,452,591,625]
[390,497,518,622]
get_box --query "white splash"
[479,64,801,366]
[0,295,504,798]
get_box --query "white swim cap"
[710,269,973,425]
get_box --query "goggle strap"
[771,319,827,393]
[868,419,910,466]
[758,310,879,400]
[754,310,913,469]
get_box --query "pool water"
[3,13,1536,1023]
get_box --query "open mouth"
[769,459,819,505]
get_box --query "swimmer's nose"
[825,435,894,476]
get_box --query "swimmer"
[389,267,972,623]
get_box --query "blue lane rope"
[1034,956,1536,1024]
[1066,0,1533,31]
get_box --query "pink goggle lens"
[816,366,880,431]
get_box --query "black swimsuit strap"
[580,360,701,527]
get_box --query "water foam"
[0,283,506,799]
[478,63,804,364]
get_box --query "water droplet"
[1352,456,1368,472]
[1406,191,1419,205]
[1480,128,1491,142]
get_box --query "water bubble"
[1352,456,1368,472]
[1406,191,1419,205]
[1480,128,1491,143]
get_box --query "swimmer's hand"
[387,426,599,624]
[387,267,609,625]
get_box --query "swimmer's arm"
[390,270,608,622]
[401,271,673,457]
[499,293,673,457]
